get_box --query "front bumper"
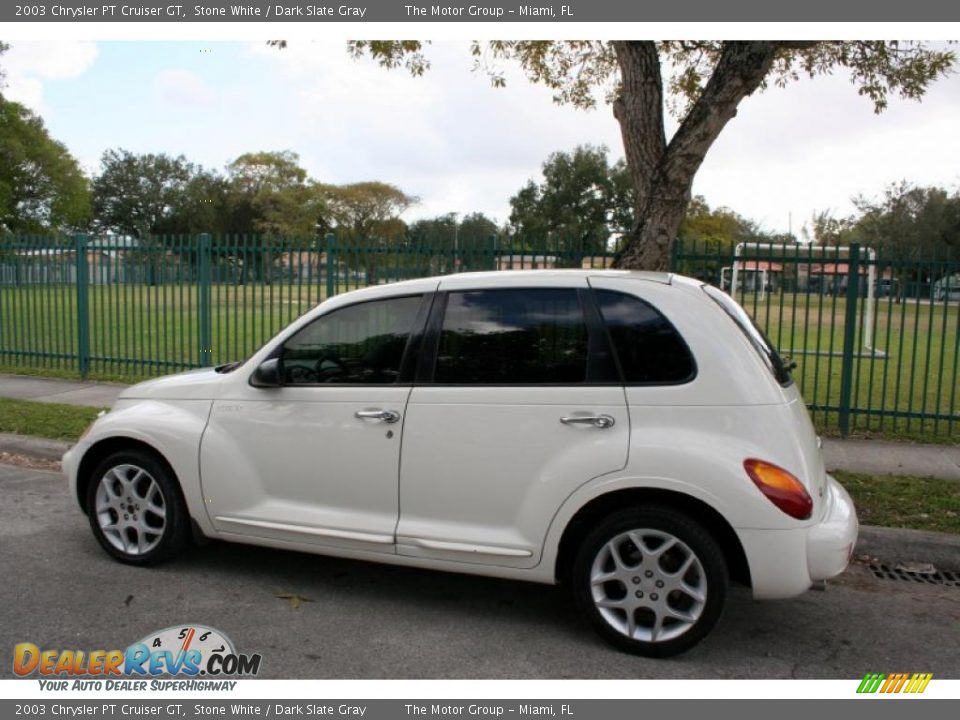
[737,474,858,599]
[61,443,83,509]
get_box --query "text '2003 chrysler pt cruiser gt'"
[63,270,858,657]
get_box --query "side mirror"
[250,358,283,388]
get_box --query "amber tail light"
[743,458,813,520]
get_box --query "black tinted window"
[596,290,695,384]
[435,289,589,384]
[281,295,422,384]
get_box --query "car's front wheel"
[572,506,728,657]
[85,449,190,565]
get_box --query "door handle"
[560,414,615,429]
[355,409,401,423]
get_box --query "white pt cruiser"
[64,270,858,657]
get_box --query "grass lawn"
[0,282,329,380]
[0,398,103,442]
[745,293,959,441]
[834,471,960,534]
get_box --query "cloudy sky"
[3,40,960,236]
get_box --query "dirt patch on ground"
[0,452,60,472]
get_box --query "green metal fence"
[672,238,960,440]
[1,233,958,439]
[0,233,616,379]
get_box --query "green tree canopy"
[225,150,325,240]
[508,145,633,261]
[0,97,91,234]
[91,149,196,238]
[226,150,307,195]
[323,181,418,243]
[851,181,960,261]
[458,212,499,249]
[408,213,458,247]
[678,195,768,253]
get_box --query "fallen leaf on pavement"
[274,592,313,609]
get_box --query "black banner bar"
[4,0,960,23]
[1,700,959,720]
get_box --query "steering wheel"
[286,363,319,384]
[314,353,349,381]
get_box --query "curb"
[855,525,960,574]
[0,432,71,462]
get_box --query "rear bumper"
[737,474,858,599]
[806,474,859,582]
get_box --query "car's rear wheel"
[572,506,728,657]
[85,449,190,565]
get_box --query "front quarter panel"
[67,399,214,534]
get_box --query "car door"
[200,293,430,554]
[396,278,629,569]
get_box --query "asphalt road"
[2,462,958,679]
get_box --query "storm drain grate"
[868,563,960,588]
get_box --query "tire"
[572,506,728,658]
[85,448,191,566]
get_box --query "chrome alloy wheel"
[589,528,707,643]
[94,464,167,556]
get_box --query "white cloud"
[245,40,624,224]
[10,40,956,236]
[693,66,960,232]
[246,41,960,232]
[154,68,215,108]
[2,41,99,113]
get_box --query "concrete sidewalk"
[1,372,958,479]
[0,374,124,408]
[822,438,960,481]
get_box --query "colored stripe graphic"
[907,673,933,693]
[857,673,885,693]
[857,672,932,694]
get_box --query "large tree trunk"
[612,41,786,270]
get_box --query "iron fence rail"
[1,233,958,438]
[671,238,959,439]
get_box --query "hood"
[118,368,224,401]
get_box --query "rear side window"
[702,285,793,386]
[595,290,696,384]
[434,288,589,384]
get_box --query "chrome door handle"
[355,409,401,423]
[560,414,615,429]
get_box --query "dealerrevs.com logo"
[14,625,261,690]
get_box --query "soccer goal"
[729,242,886,358]
[721,266,768,302]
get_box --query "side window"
[595,289,696,384]
[434,288,589,384]
[281,295,422,385]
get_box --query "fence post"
[198,233,212,367]
[838,242,861,436]
[485,234,497,271]
[325,233,336,299]
[670,237,681,273]
[74,234,90,378]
